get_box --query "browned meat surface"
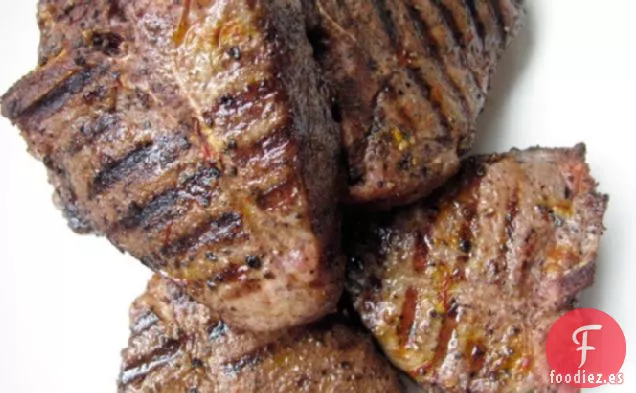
[304,0,525,207]
[119,275,403,393]
[1,0,342,332]
[346,145,608,392]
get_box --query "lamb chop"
[1,0,342,332]
[346,145,608,392]
[119,275,403,393]
[305,0,525,207]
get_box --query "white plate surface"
[0,1,634,392]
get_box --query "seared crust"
[346,145,608,392]
[1,0,342,331]
[305,0,525,207]
[119,275,403,393]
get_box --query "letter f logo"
[572,325,603,368]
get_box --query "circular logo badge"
[546,308,626,388]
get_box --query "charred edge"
[119,339,181,385]
[159,212,243,259]
[221,345,272,377]
[405,2,471,124]
[7,67,97,120]
[232,126,290,167]
[119,164,221,230]
[130,311,160,334]
[91,135,191,197]
[465,0,486,44]
[487,0,508,47]
[398,287,419,348]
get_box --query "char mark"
[487,0,507,45]
[431,0,465,47]
[119,164,221,230]
[4,67,98,120]
[256,181,296,210]
[208,321,230,341]
[208,79,278,133]
[159,212,243,259]
[413,224,433,273]
[232,126,290,167]
[221,346,272,377]
[91,134,191,197]
[370,0,400,45]
[370,0,452,134]
[406,68,452,134]
[67,113,120,154]
[465,0,486,43]
[398,286,419,348]
[130,311,160,334]
[120,339,181,385]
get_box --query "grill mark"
[406,66,452,136]
[405,2,474,123]
[208,321,230,341]
[410,0,479,114]
[67,113,120,154]
[398,286,419,348]
[371,0,450,135]
[12,67,98,120]
[256,181,296,211]
[118,164,221,230]
[221,345,272,376]
[432,0,464,47]
[91,134,191,197]
[131,311,160,334]
[455,167,483,263]
[159,212,243,259]
[487,0,508,46]
[232,126,290,167]
[431,275,457,369]
[209,79,278,134]
[370,0,399,43]
[465,0,486,43]
[502,184,520,275]
[413,224,433,273]
[208,264,245,287]
[120,339,181,385]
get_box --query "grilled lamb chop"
[304,0,525,207]
[1,0,342,332]
[346,145,608,392]
[119,275,403,393]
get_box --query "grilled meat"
[304,0,525,207]
[119,275,403,393]
[346,145,608,392]
[1,0,342,332]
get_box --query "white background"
[0,0,634,392]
